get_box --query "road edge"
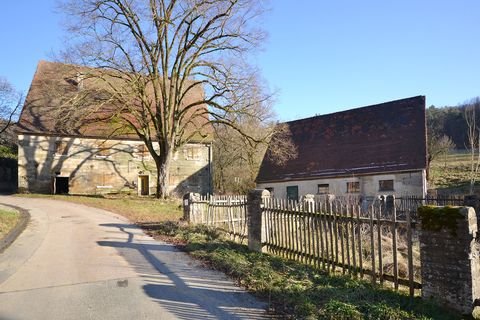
[0,204,30,254]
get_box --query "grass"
[17,194,182,223]
[0,208,20,238]
[429,150,477,191]
[143,221,460,320]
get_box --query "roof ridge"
[285,95,425,124]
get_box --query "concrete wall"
[257,170,426,200]
[17,134,212,196]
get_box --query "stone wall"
[419,206,480,314]
[17,134,212,196]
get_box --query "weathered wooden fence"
[262,196,419,296]
[184,192,471,297]
[185,194,248,241]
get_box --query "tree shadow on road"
[97,223,272,320]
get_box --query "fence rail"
[187,193,470,296]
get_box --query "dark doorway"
[55,177,69,194]
[139,175,149,196]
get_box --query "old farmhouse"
[256,96,427,200]
[16,61,212,196]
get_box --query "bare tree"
[427,133,455,179]
[58,0,270,198]
[464,98,480,194]
[213,102,296,194]
[0,77,22,136]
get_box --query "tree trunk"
[154,150,172,199]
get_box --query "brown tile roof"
[256,96,427,183]
[17,60,213,141]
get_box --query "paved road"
[0,196,269,320]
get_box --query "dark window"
[379,179,394,191]
[317,184,329,194]
[286,186,299,202]
[346,181,360,193]
[54,141,68,155]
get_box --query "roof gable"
[256,96,427,183]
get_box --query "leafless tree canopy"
[0,77,21,137]
[213,101,297,194]
[464,98,480,194]
[58,0,271,198]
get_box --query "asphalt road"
[0,196,269,320]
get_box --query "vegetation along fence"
[184,192,469,298]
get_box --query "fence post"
[183,192,201,223]
[247,189,270,253]
[303,194,315,205]
[418,206,480,315]
[464,195,480,222]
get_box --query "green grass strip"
[147,222,460,320]
[0,208,20,238]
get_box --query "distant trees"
[427,98,480,193]
[426,105,455,178]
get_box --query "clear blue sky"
[1,1,480,121]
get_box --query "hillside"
[428,149,477,193]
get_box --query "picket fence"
[187,193,465,296]
[190,195,248,241]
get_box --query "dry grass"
[16,194,183,223]
[429,150,474,191]
[0,208,20,238]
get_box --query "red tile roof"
[256,96,427,183]
[17,60,213,141]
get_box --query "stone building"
[256,96,427,200]
[16,61,212,196]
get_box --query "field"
[429,149,477,192]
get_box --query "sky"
[1,1,480,121]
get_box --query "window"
[379,179,394,191]
[54,141,68,156]
[317,184,329,194]
[286,186,299,202]
[135,144,149,158]
[184,147,201,160]
[346,181,360,193]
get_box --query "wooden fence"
[262,197,419,296]
[190,195,248,241]
[187,193,468,297]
